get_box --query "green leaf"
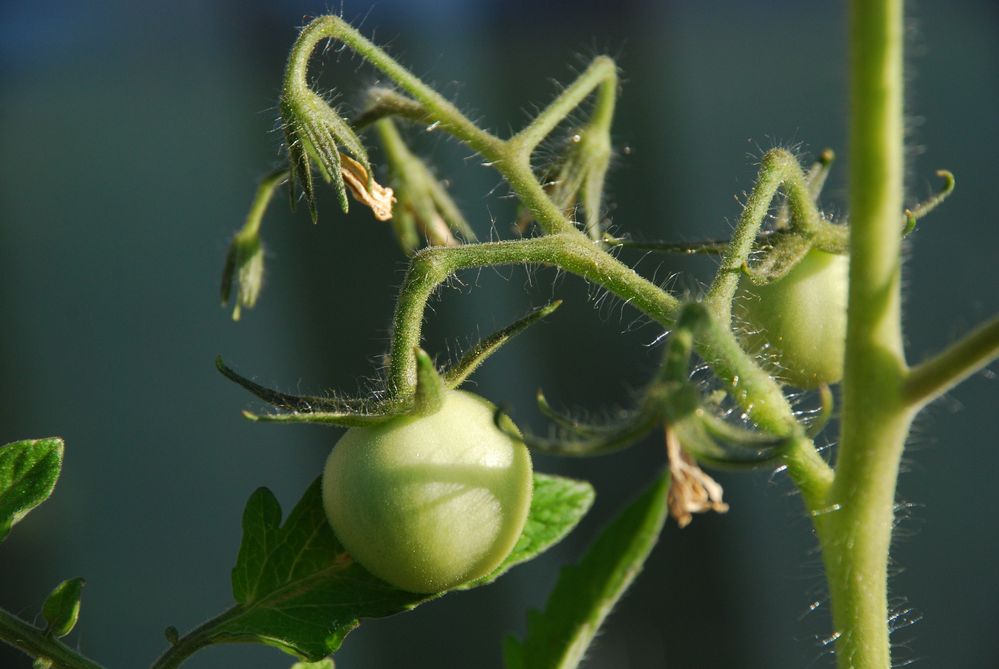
[218,472,592,660]
[0,437,64,542]
[224,480,415,659]
[42,577,85,638]
[504,470,670,669]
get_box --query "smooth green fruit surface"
[736,249,848,388]
[322,390,533,593]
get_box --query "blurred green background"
[1,1,997,667]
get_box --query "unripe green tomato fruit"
[322,390,533,593]
[735,249,848,389]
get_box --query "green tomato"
[322,390,533,593]
[736,249,848,389]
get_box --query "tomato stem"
[0,607,105,669]
[815,2,907,668]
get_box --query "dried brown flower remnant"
[339,153,395,221]
[665,425,729,528]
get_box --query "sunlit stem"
[776,148,835,230]
[239,169,288,239]
[286,16,505,161]
[149,607,245,669]
[902,169,955,235]
[816,2,907,668]
[903,315,999,407]
[389,235,679,397]
[386,235,831,501]
[297,17,584,236]
[288,13,836,572]
[703,148,828,324]
[0,608,105,669]
[509,56,617,158]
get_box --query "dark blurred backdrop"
[1,1,997,667]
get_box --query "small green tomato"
[736,249,848,389]
[322,390,533,593]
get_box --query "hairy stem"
[289,16,594,236]
[286,16,504,161]
[0,608,104,669]
[903,315,999,407]
[385,235,832,499]
[388,235,679,397]
[240,169,288,238]
[286,9,840,579]
[509,56,617,157]
[818,1,906,668]
[703,148,827,324]
[149,607,245,669]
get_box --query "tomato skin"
[736,249,848,389]
[322,390,533,593]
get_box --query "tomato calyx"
[216,302,562,427]
[495,303,794,467]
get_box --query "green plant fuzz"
[736,248,848,388]
[322,390,533,593]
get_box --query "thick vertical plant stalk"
[816,1,909,668]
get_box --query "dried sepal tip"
[339,152,395,221]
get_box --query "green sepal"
[672,416,790,471]
[376,117,474,251]
[498,403,659,457]
[218,296,561,427]
[215,356,402,427]
[535,389,608,437]
[740,232,815,286]
[412,348,446,415]
[518,125,611,239]
[280,87,375,222]
[390,205,421,255]
[577,129,612,239]
[240,409,399,428]
[42,577,85,638]
[354,87,432,129]
[215,356,368,413]
[658,302,709,383]
[282,107,317,222]
[775,148,835,230]
[504,471,669,669]
[0,437,64,542]
[444,301,562,389]
[503,303,707,458]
